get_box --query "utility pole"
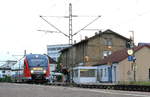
[69,3,73,45]
[39,2,101,83]
[39,3,101,45]
[131,31,136,81]
[24,50,26,56]
[130,30,136,81]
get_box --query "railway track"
[47,82,150,92]
[11,81,150,92]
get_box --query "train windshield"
[28,58,48,67]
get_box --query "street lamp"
[128,30,136,81]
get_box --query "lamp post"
[128,30,136,81]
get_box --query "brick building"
[60,29,130,70]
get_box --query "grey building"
[47,44,70,62]
[0,60,17,78]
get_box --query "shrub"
[0,76,12,82]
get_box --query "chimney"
[85,36,88,40]
[74,40,76,44]
[99,30,102,34]
[95,32,98,35]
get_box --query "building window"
[2,74,5,77]
[2,71,5,73]
[80,69,95,77]
[103,50,112,58]
[73,70,78,77]
[100,69,103,78]
[47,48,56,51]
[104,38,112,46]
[104,68,107,77]
[52,57,57,61]
[57,47,62,51]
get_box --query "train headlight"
[43,70,46,74]
[31,70,34,74]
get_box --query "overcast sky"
[0,0,150,60]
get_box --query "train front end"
[25,54,50,82]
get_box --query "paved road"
[0,83,150,97]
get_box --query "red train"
[11,54,50,83]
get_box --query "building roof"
[47,44,70,47]
[0,60,17,69]
[47,55,57,64]
[60,29,130,52]
[138,42,150,46]
[95,45,150,65]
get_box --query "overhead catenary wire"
[37,30,60,33]
[40,15,69,38]
[39,3,101,44]
[42,15,101,18]
[73,16,101,36]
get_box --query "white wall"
[112,63,118,83]
[50,64,57,72]
[0,70,11,78]
[73,66,97,84]
[97,65,110,82]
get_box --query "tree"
[56,54,62,72]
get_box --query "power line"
[39,3,101,45]
[40,15,69,38]
[37,30,60,33]
[42,15,101,18]
[73,16,101,36]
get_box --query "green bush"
[0,76,12,82]
[56,75,63,82]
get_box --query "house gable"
[60,29,130,68]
